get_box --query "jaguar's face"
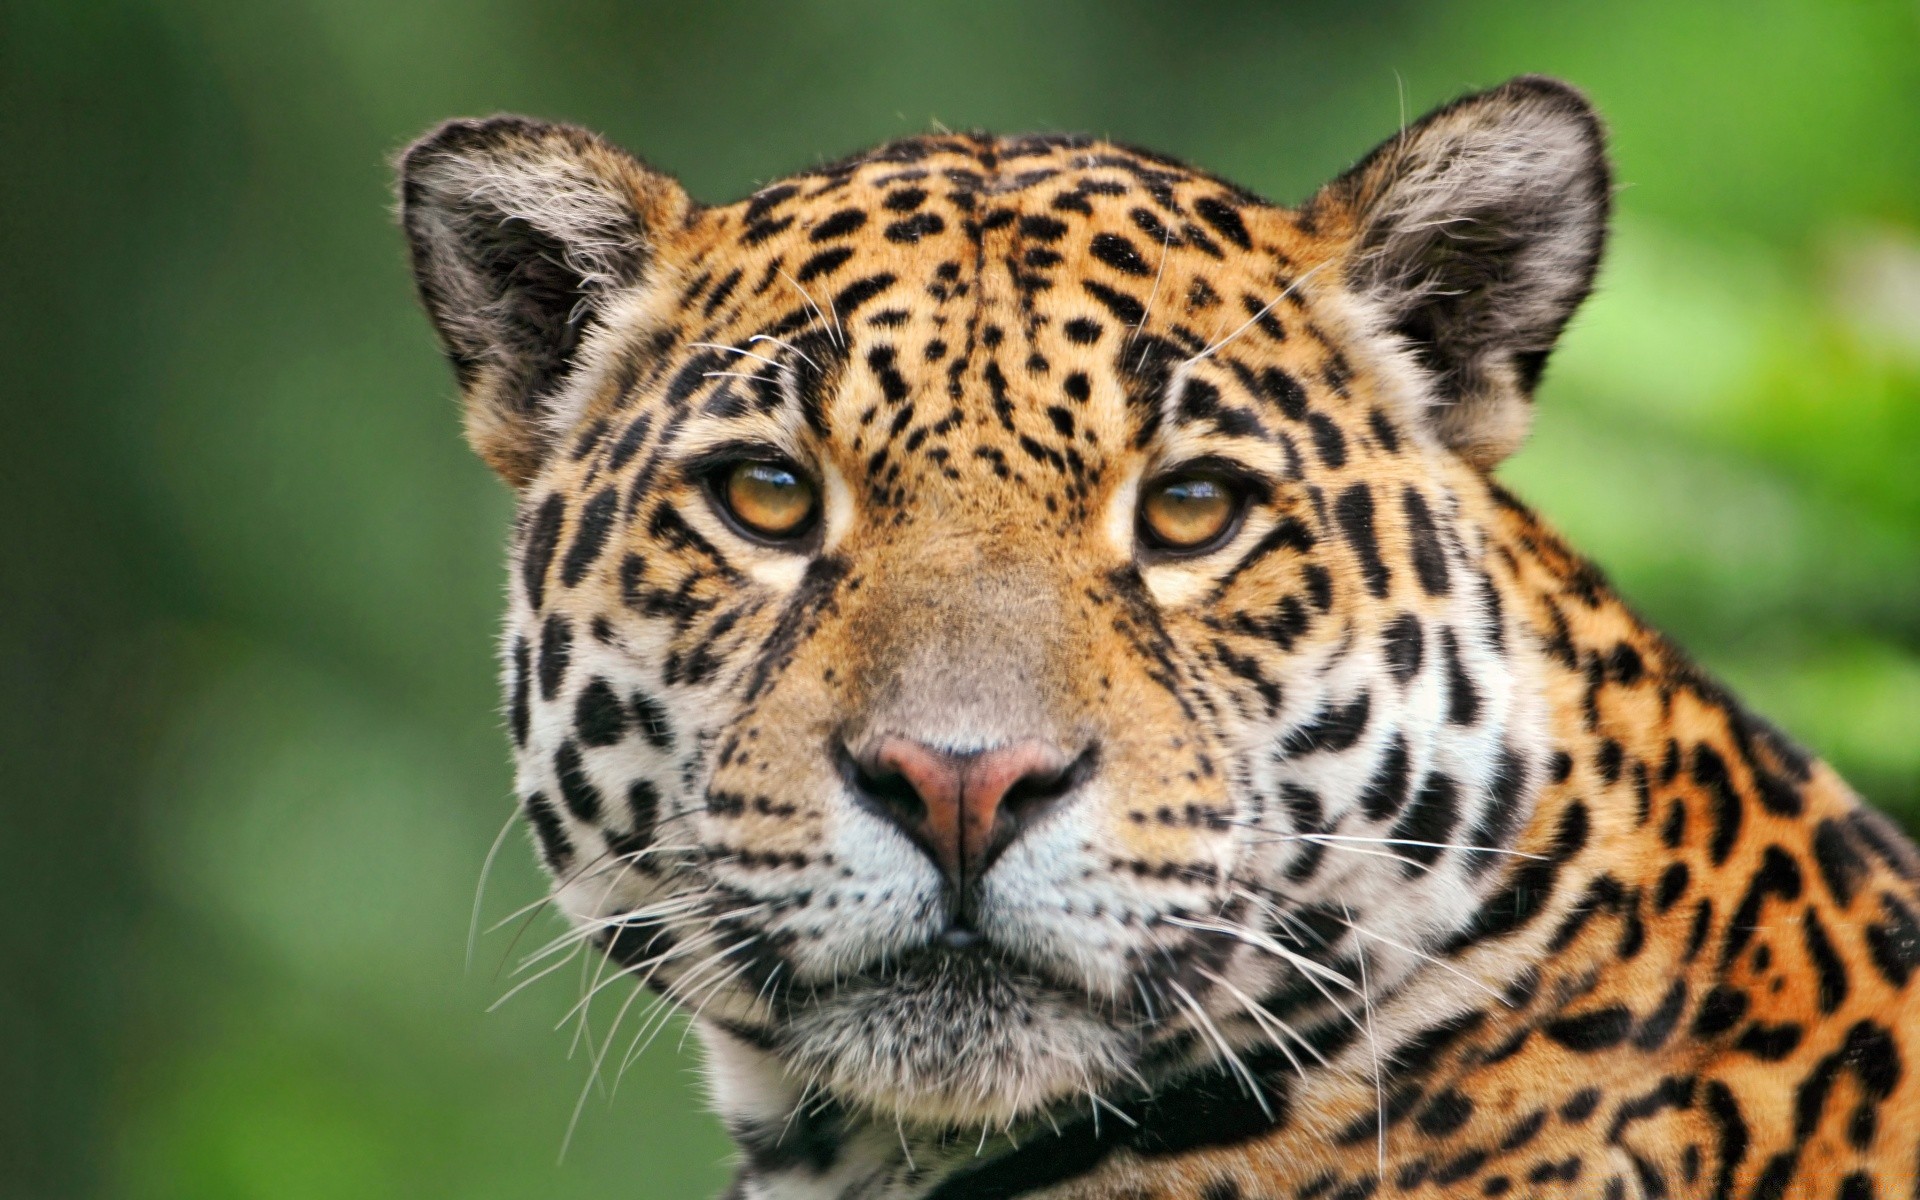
[401,82,1606,1130]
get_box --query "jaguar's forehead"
[627,135,1360,511]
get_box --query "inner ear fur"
[1309,75,1611,467]
[398,116,691,486]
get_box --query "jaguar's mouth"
[772,943,1140,1128]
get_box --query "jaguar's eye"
[1139,472,1241,553]
[717,460,818,541]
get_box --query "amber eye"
[1139,472,1240,553]
[718,461,818,541]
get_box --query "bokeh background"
[3,1,1917,1196]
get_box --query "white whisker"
[688,340,780,367]
[468,805,520,972]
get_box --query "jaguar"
[397,76,1920,1198]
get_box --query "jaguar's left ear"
[1306,75,1610,467]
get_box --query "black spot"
[742,182,797,224]
[1194,196,1252,249]
[883,187,927,212]
[833,273,898,318]
[1446,838,1566,955]
[1543,1005,1631,1052]
[523,791,573,869]
[1633,980,1688,1051]
[554,740,602,822]
[1019,213,1068,242]
[1063,373,1092,404]
[1304,565,1333,612]
[560,487,619,587]
[608,414,653,470]
[702,268,743,318]
[1655,862,1690,912]
[1693,745,1743,865]
[1734,1021,1803,1061]
[1691,985,1749,1037]
[1813,818,1868,908]
[1415,1089,1473,1137]
[1802,909,1848,1014]
[1359,734,1412,820]
[1382,613,1423,684]
[1560,1088,1601,1123]
[1063,318,1102,345]
[1441,629,1480,725]
[1279,693,1371,756]
[885,212,944,243]
[1082,279,1146,327]
[1683,898,1714,962]
[1390,774,1460,875]
[1552,801,1590,860]
[1719,845,1802,970]
[1606,642,1645,685]
[810,208,867,240]
[1254,366,1307,419]
[537,615,572,701]
[795,245,853,282]
[573,678,628,747]
[508,636,531,746]
[1089,232,1151,276]
[1306,412,1346,468]
[521,493,565,609]
[1334,484,1390,597]
[615,777,660,853]
[1865,892,1920,987]
[1367,408,1401,452]
[1838,1172,1875,1200]
[1793,1020,1900,1148]
[741,213,793,246]
[1661,799,1687,848]
[1702,1080,1749,1200]
[1401,488,1451,595]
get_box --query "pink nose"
[849,736,1085,889]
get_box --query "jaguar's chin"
[777,950,1137,1128]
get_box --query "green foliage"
[2,2,1913,1195]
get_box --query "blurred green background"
[2,1,1916,1196]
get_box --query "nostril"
[837,745,929,826]
[996,745,1098,830]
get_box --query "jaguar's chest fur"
[399,77,1920,1199]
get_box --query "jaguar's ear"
[398,116,691,486]
[1307,76,1610,467]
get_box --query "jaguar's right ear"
[398,116,691,486]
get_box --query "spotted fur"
[399,77,1920,1199]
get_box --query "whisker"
[780,272,843,349]
[468,805,521,972]
[1241,827,1545,861]
[1193,965,1324,1076]
[702,370,780,387]
[747,333,822,370]
[1161,913,1359,993]
[1167,261,1320,370]
[687,340,781,367]
[488,941,584,1012]
[1345,901,1387,1179]
[1338,918,1513,1007]
[1131,225,1175,370]
[1168,981,1272,1119]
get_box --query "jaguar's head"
[399,77,1608,1133]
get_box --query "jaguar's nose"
[843,736,1094,892]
